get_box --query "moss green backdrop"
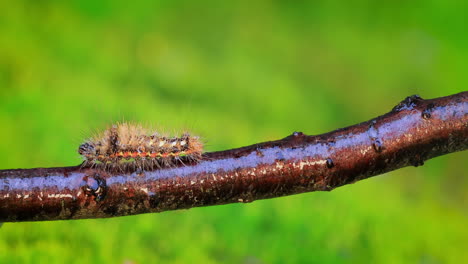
[0,1,467,263]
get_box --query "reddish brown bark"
[1,92,467,222]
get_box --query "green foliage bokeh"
[0,1,467,263]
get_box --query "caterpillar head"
[78,142,96,156]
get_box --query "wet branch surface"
[1,92,467,222]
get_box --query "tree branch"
[1,92,467,222]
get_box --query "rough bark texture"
[1,92,467,222]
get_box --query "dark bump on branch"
[81,173,107,202]
[392,94,423,112]
[0,92,467,222]
[422,103,435,119]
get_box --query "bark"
[1,92,467,222]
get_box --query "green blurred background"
[0,1,467,263]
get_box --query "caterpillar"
[78,123,203,172]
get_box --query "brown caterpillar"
[78,123,203,172]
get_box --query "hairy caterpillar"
[78,123,203,172]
